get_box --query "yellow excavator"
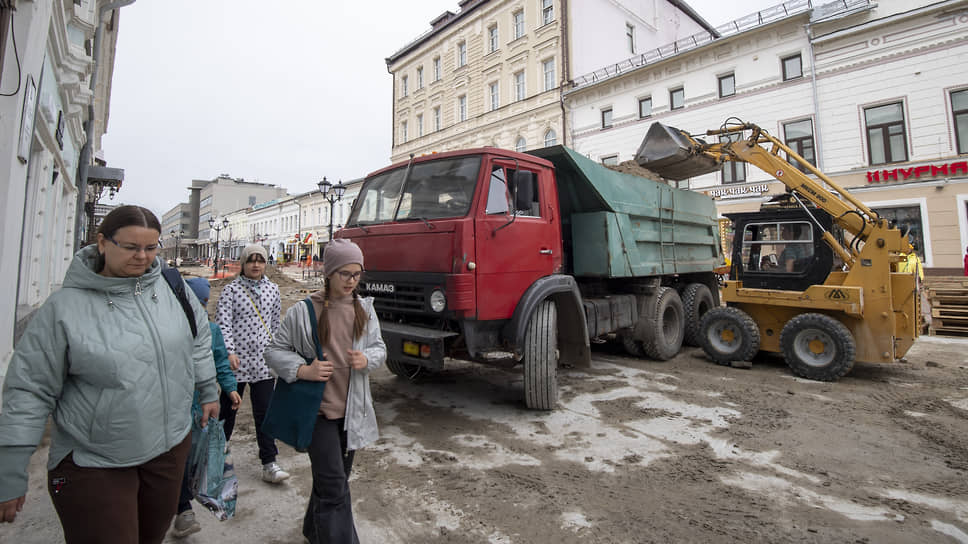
[637,119,920,381]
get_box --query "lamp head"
[319,176,332,196]
[334,180,346,199]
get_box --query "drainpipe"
[806,22,824,172]
[74,0,135,252]
[558,0,570,147]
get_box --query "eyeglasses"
[335,270,364,282]
[107,237,161,255]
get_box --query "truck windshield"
[348,156,482,225]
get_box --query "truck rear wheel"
[780,313,855,381]
[386,359,425,380]
[681,283,715,347]
[698,307,760,365]
[524,300,558,410]
[619,330,645,358]
[638,287,685,361]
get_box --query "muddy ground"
[2,267,967,543]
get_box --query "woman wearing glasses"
[265,238,385,544]
[0,205,219,543]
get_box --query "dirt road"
[3,267,967,543]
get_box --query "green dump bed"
[527,145,721,278]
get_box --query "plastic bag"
[185,411,237,520]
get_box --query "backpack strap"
[302,297,324,360]
[162,267,198,338]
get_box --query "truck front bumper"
[380,322,459,370]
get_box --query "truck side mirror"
[513,170,533,212]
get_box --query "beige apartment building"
[386,0,715,163]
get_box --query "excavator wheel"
[681,283,715,347]
[779,313,855,381]
[698,307,760,365]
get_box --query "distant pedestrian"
[170,278,242,539]
[265,239,386,544]
[215,244,289,484]
[0,205,219,544]
[964,245,967,276]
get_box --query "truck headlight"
[430,289,446,312]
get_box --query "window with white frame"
[401,75,408,97]
[718,73,735,98]
[457,41,467,67]
[489,25,499,53]
[542,0,554,25]
[865,102,907,165]
[417,113,423,137]
[401,120,408,143]
[601,107,613,129]
[516,137,527,152]
[417,67,423,89]
[670,87,684,110]
[544,129,557,146]
[782,53,802,80]
[433,56,441,81]
[783,119,815,172]
[458,95,467,122]
[626,23,635,54]
[513,10,525,39]
[638,96,652,118]
[433,107,441,131]
[542,58,555,92]
[953,89,968,155]
[489,82,500,111]
[514,71,526,101]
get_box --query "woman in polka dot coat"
[215,244,289,483]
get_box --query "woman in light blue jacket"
[0,206,218,544]
[265,238,386,544]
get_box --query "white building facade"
[566,0,968,272]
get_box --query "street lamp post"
[318,176,346,242]
[170,229,183,267]
[208,216,229,277]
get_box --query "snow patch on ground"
[930,520,968,544]
[561,511,593,531]
[722,473,898,522]
[880,489,968,522]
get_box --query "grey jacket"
[264,296,386,451]
[0,246,217,503]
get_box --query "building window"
[601,155,619,165]
[872,206,925,260]
[718,73,735,98]
[544,129,557,147]
[433,107,441,131]
[513,10,525,39]
[489,25,499,53]
[417,67,423,89]
[626,23,635,54]
[516,137,527,152]
[865,102,908,165]
[514,71,526,101]
[457,41,467,67]
[417,113,423,137]
[401,75,408,97]
[401,120,408,143]
[638,96,652,118]
[458,95,467,122]
[783,119,815,172]
[433,57,441,81]
[953,89,968,155]
[542,58,555,92]
[720,133,746,183]
[489,82,500,111]
[601,107,613,129]
[670,87,684,110]
[782,53,802,80]
[542,0,554,25]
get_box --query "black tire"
[524,300,558,410]
[385,359,425,380]
[779,313,855,381]
[619,329,646,358]
[681,283,715,347]
[698,307,760,365]
[638,287,685,361]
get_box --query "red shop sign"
[867,161,967,183]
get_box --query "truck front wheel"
[698,307,760,365]
[386,359,425,380]
[780,313,855,381]
[524,300,558,410]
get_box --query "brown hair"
[95,205,162,272]
[316,280,369,347]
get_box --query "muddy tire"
[698,307,760,365]
[619,329,646,358]
[681,283,715,347]
[524,300,558,410]
[638,287,685,361]
[385,359,425,380]
[780,313,855,381]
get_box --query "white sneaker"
[262,462,290,483]
[171,510,201,538]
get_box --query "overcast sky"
[103,0,779,220]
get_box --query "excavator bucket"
[635,122,720,180]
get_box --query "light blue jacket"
[264,296,386,451]
[0,246,218,502]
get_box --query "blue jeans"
[220,378,278,465]
[303,416,358,544]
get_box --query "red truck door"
[474,160,561,321]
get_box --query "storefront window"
[872,205,924,260]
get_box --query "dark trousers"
[220,378,278,465]
[48,433,192,544]
[303,416,358,544]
